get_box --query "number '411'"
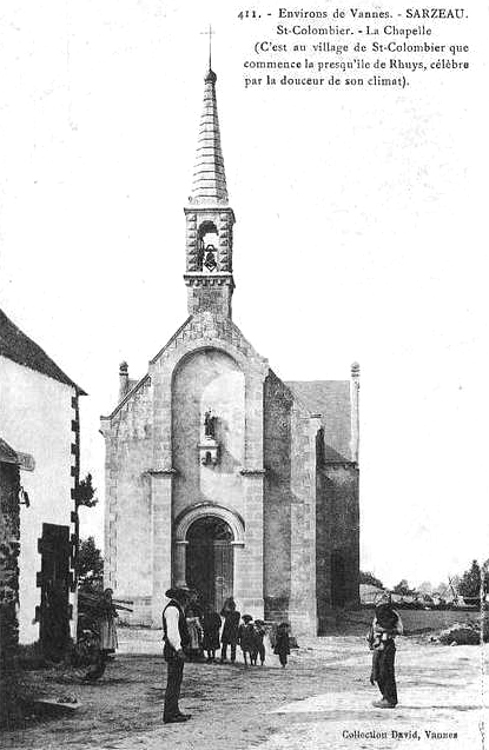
[238,10,258,19]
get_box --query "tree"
[74,473,97,509]
[482,560,489,595]
[458,560,482,599]
[359,571,384,589]
[78,537,104,582]
[72,473,98,584]
[392,579,416,597]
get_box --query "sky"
[0,0,487,589]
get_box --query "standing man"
[162,587,191,724]
[368,593,403,708]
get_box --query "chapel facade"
[101,63,360,636]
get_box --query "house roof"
[0,437,19,464]
[0,309,86,394]
[286,380,352,461]
[0,437,35,470]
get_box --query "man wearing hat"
[368,591,403,709]
[162,587,192,723]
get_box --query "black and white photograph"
[0,1,487,748]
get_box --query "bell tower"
[184,62,235,318]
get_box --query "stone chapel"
[100,62,360,636]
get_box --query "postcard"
[0,1,486,748]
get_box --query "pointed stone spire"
[190,59,228,205]
[184,51,235,318]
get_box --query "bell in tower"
[184,64,235,318]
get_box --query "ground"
[3,630,486,750]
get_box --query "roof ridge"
[0,308,86,394]
[149,316,193,365]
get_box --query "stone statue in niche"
[200,408,219,466]
[204,409,216,438]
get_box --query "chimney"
[350,362,360,464]
[119,361,129,401]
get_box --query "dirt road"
[3,634,486,750]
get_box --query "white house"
[0,308,85,650]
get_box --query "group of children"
[184,597,292,668]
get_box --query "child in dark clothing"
[253,619,266,665]
[274,622,290,668]
[220,598,240,663]
[202,604,221,663]
[238,614,256,666]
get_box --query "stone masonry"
[101,61,359,636]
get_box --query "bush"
[438,622,480,646]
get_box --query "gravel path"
[3,634,486,750]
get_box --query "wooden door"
[186,538,214,606]
[38,523,71,660]
[213,540,233,613]
[185,517,234,611]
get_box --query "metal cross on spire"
[200,24,214,69]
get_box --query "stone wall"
[288,404,319,635]
[102,312,359,633]
[263,373,320,635]
[315,429,332,626]
[263,372,293,621]
[172,349,245,520]
[317,460,360,629]
[0,356,76,643]
[101,377,153,608]
[0,461,21,727]
[102,314,269,625]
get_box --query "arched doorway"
[185,516,233,612]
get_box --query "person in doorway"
[187,589,204,619]
[238,614,257,666]
[367,593,403,708]
[202,603,221,663]
[274,622,291,668]
[220,597,240,663]
[253,619,267,665]
[162,587,192,724]
[84,587,118,681]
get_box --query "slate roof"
[286,380,352,461]
[0,309,86,394]
[190,66,228,204]
[0,437,20,465]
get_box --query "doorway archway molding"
[172,504,246,597]
[174,502,245,544]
